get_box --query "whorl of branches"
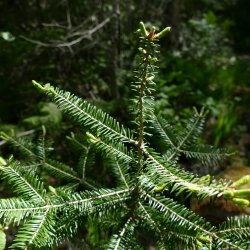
[0,22,249,249]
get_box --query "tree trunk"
[109,0,120,98]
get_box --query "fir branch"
[213,236,250,250]
[145,193,249,249]
[87,134,133,164]
[137,202,164,245]
[132,37,159,177]
[113,160,130,188]
[150,109,207,160]
[182,144,230,165]
[0,161,46,202]
[35,127,47,162]
[218,215,250,242]
[0,198,43,225]
[150,115,177,149]
[11,210,55,249]
[0,22,248,249]
[50,210,80,246]
[43,159,80,182]
[52,188,131,213]
[33,81,135,144]
[144,192,213,236]
[0,132,36,160]
[80,144,91,179]
[151,113,230,165]
[178,108,207,147]
[67,133,95,179]
[143,148,230,198]
[108,217,135,250]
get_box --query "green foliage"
[154,5,249,147]
[0,22,250,249]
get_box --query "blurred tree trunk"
[108,0,120,98]
[163,0,181,48]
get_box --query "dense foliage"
[1,1,250,249]
[1,1,250,151]
[0,22,249,250]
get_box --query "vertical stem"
[129,32,157,214]
[137,53,150,175]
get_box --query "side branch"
[20,16,113,49]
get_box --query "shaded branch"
[20,16,113,50]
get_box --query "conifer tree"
[0,22,250,249]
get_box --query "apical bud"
[147,26,156,40]
[197,235,211,244]
[48,186,57,195]
[232,198,250,207]
[223,190,234,199]
[231,175,250,188]
[139,21,148,38]
[233,189,250,198]
[86,132,99,144]
[155,27,171,39]
[154,183,167,192]
[150,26,155,35]
[150,57,158,64]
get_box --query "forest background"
[0,0,250,247]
